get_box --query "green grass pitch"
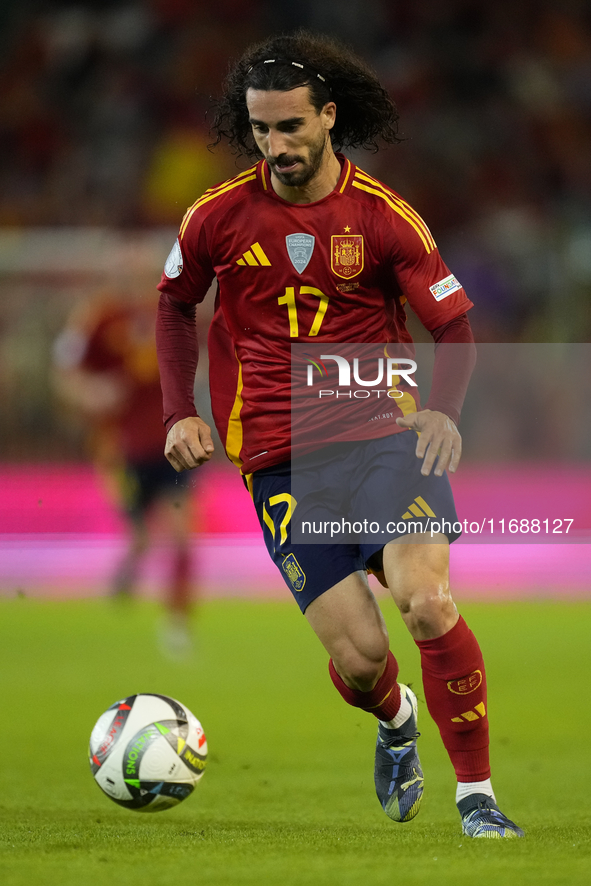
[0,595,590,885]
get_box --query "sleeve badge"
[164,239,183,279]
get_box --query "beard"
[268,133,327,188]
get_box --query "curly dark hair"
[210,30,401,157]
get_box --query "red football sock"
[329,650,402,721]
[415,616,490,782]
[170,545,191,615]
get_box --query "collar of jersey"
[258,153,352,206]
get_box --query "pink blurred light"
[0,463,589,597]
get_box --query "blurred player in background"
[54,290,195,656]
[156,32,523,837]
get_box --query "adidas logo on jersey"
[401,496,436,519]
[237,242,271,266]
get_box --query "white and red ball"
[89,693,207,812]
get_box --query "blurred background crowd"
[1,0,589,616]
[1,0,590,461]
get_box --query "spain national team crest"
[281,553,306,592]
[331,234,364,279]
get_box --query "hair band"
[247,58,327,84]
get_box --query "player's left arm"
[396,313,476,476]
[388,212,477,476]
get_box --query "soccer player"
[156,32,524,838]
[54,291,195,656]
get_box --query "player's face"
[246,87,336,189]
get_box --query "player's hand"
[165,416,214,472]
[396,409,461,477]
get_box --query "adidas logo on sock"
[451,702,486,723]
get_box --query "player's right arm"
[165,415,214,471]
[156,291,214,472]
[156,220,216,472]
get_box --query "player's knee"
[337,658,385,691]
[131,532,149,555]
[401,588,457,634]
[332,635,389,691]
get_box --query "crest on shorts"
[331,234,364,279]
[286,233,315,274]
[281,553,306,592]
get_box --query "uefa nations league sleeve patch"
[164,239,183,278]
[429,274,462,301]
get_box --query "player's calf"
[329,652,424,823]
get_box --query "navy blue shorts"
[251,432,460,613]
[118,458,189,519]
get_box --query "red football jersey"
[157,155,473,474]
[75,299,166,461]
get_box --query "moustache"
[268,155,304,167]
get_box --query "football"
[89,693,207,812]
